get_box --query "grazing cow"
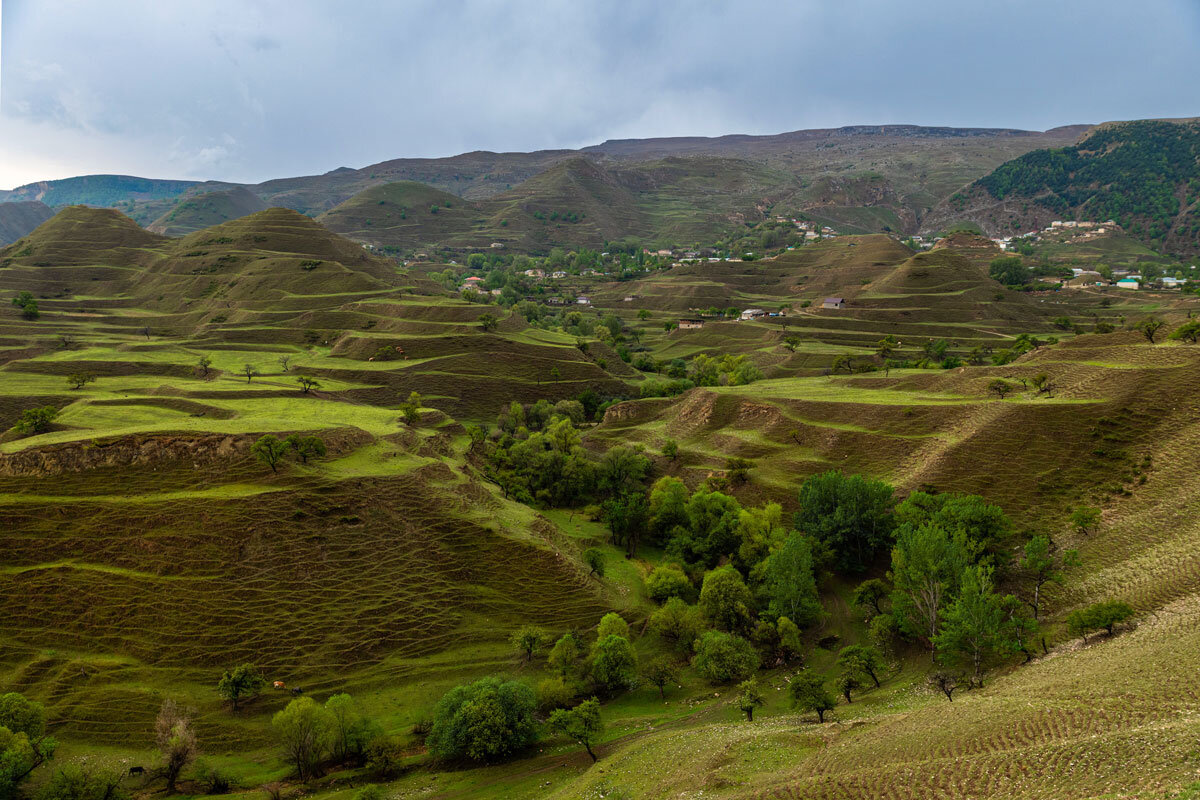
[290,687,304,696]
[129,767,145,776]
[273,680,286,690]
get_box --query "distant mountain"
[0,174,198,207]
[146,185,268,236]
[0,201,55,245]
[2,124,1089,249]
[923,119,1200,256]
[317,156,791,251]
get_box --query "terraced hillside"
[5,205,1200,800]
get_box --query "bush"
[645,565,695,603]
[536,678,574,713]
[692,631,759,684]
[192,760,233,794]
[596,613,629,641]
[650,597,706,654]
[1067,600,1134,639]
[354,786,385,800]
[426,677,537,762]
[13,406,57,435]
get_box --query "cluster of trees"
[638,354,764,397]
[484,411,650,511]
[251,434,327,473]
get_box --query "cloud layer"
[2,0,1198,188]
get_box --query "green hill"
[928,119,1200,256]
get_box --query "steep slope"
[925,119,1200,256]
[0,201,55,245]
[147,186,269,236]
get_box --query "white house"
[740,308,765,320]
[1116,278,1140,290]
[822,297,845,309]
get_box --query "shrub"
[13,406,57,435]
[426,677,537,763]
[692,631,759,684]
[1067,600,1134,639]
[596,613,629,641]
[536,677,574,713]
[591,635,638,694]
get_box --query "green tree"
[835,670,863,703]
[478,313,498,332]
[1169,319,1200,343]
[698,566,753,632]
[510,625,548,662]
[649,597,705,655]
[591,635,638,694]
[1020,535,1080,619]
[548,633,583,678]
[837,644,884,688]
[1136,316,1165,343]
[241,363,259,383]
[32,765,126,800]
[692,631,759,684]
[645,564,695,603]
[251,435,289,474]
[988,379,1013,399]
[736,679,765,721]
[662,439,679,461]
[272,697,332,780]
[12,407,57,435]
[583,548,606,579]
[0,692,57,800]
[763,531,821,627]
[889,523,972,646]
[399,391,422,425]
[324,694,379,765]
[795,471,895,573]
[596,613,629,642]
[789,672,835,723]
[285,435,326,464]
[66,372,95,391]
[296,375,321,393]
[1067,600,1134,640]
[154,699,197,792]
[642,656,680,700]
[1071,506,1101,536]
[197,356,212,377]
[670,489,743,568]
[216,664,267,711]
[850,578,888,618]
[11,292,38,320]
[933,565,1009,687]
[988,256,1030,286]
[875,335,898,361]
[547,698,603,762]
[427,678,537,763]
[777,616,803,663]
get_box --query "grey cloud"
[1,0,1198,188]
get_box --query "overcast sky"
[1,0,1198,189]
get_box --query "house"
[656,249,672,257]
[678,318,704,329]
[523,269,545,279]
[1116,278,1140,290]
[1161,277,1185,288]
[576,295,591,305]
[823,297,845,309]
[490,242,505,248]
[623,295,637,302]
[740,308,765,320]
[551,271,567,279]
